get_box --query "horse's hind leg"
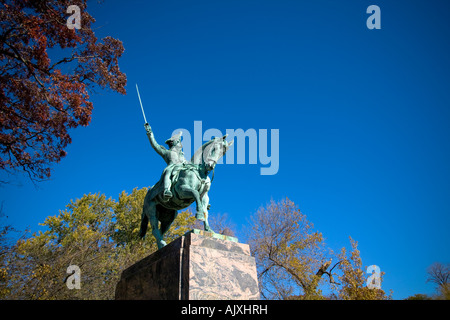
[148,201,167,249]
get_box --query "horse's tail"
[139,186,154,239]
[139,211,148,239]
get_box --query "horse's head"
[199,135,233,171]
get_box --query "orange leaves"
[0,0,126,181]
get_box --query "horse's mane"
[190,139,216,165]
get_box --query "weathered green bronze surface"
[186,228,238,243]
[139,123,233,249]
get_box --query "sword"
[136,84,147,124]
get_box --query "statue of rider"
[144,123,187,201]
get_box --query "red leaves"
[0,0,127,181]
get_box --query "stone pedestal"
[115,229,260,300]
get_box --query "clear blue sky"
[1,0,450,299]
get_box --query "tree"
[405,263,450,300]
[426,262,450,300]
[0,204,26,298]
[246,198,393,300]
[0,0,126,182]
[246,198,332,299]
[405,293,432,300]
[2,188,195,299]
[0,210,13,298]
[7,193,117,299]
[335,237,391,300]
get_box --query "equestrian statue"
[138,122,233,249]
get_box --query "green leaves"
[2,188,194,299]
[114,188,149,247]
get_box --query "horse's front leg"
[201,193,214,233]
[176,183,206,221]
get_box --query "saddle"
[170,163,207,185]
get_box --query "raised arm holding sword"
[136,84,187,201]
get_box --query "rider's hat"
[165,131,182,147]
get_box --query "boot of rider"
[163,177,173,202]
[163,188,172,200]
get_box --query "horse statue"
[139,123,233,249]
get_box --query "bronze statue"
[139,123,233,249]
[144,124,187,201]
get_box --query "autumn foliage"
[0,0,126,181]
[0,188,196,299]
[246,198,393,300]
